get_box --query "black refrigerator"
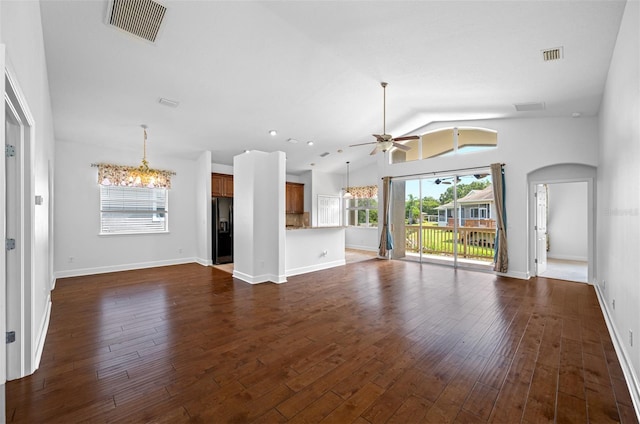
[212,197,233,264]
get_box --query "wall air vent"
[542,47,563,61]
[107,0,167,43]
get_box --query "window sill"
[99,231,170,236]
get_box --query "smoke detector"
[106,0,167,43]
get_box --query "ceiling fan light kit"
[350,82,419,156]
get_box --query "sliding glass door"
[391,170,494,270]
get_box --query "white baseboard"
[345,244,377,252]
[32,296,51,374]
[285,259,346,277]
[54,257,199,279]
[232,270,287,284]
[595,284,640,421]
[497,270,530,280]
[196,257,212,266]
[547,254,588,262]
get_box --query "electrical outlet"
[612,299,616,309]
[630,330,633,347]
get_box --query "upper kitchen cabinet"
[285,182,304,214]
[212,173,234,197]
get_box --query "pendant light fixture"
[93,124,176,188]
[343,161,353,199]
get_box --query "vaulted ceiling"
[39,0,626,174]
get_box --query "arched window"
[391,127,497,164]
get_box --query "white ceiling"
[39,0,626,174]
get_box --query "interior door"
[5,93,21,380]
[536,184,548,275]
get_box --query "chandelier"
[94,125,175,189]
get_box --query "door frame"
[527,164,596,283]
[4,60,36,380]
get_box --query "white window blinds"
[100,186,168,234]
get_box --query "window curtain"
[348,185,378,199]
[95,163,175,189]
[378,177,393,257]
[491,163,508,272]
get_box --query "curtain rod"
[383,163,504,180]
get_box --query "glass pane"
[458,128,497,154]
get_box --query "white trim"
[196,257,212,266]
[54,257,199,279]
[32,297,51,374]
[547,254,588,262]
[595,284,640,421]
[285,259,346,277]
[497,270,531,280]
[232,270,287,284]
[345,244,377,252]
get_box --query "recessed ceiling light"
[310,163,316,166]
[244,149,250,153]
[268,130,277,136]
[307,141,314,146]
[337,149,343,153]
[287,138,298,144]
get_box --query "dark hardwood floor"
[6,260,638,423]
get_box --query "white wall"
[597,0,640,409]
[285,228,345,276]
[547,182,588,261]
[378,117,599,279]
[54,140,199,277]
[1,0,57,380]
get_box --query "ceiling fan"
[350,82,419,155]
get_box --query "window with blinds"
[100,186,168,234]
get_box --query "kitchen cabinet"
[286,182,304,214]
[212,173,234,197]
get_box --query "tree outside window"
[346,197,378,227]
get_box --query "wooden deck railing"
[405,225,496,261]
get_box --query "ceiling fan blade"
[369,146,379,155]
[349,141,377,147]
[392,135,420,141]
[392,142,411,151]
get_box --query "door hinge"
[534,225,537,230]
[535,258,538,264]
[6,238,16,250]
[6,331,15,344]
[5,144,16,157]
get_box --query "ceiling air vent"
[320,152,330,158]
[107,0,167,43]
[542,47,563,61]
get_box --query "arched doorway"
[528,164,596,283]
